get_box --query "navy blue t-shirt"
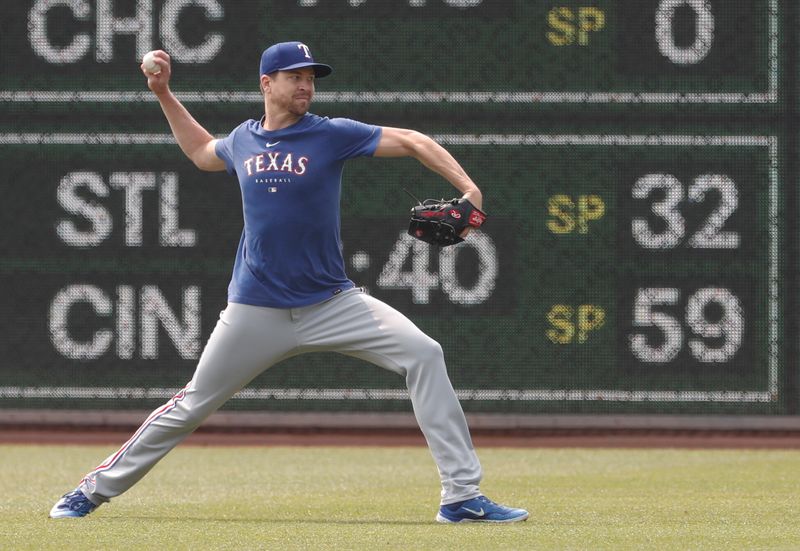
[215,113,382,307]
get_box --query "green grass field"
[1,445,798,550]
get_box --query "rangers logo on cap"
[259,41,333,78]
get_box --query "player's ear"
[259,74,270,95]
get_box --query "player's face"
[268,68,315,116]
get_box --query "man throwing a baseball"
[50,41,528,524]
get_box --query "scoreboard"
[1,0,776,101]
[0,0,794,415]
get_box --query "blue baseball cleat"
[49,488,99,518]
[436,495,529,523]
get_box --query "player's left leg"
[294,288,528,521]
[293,288,482,504]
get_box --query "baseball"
[142,51,161,74]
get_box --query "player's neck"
[262,106,303,131]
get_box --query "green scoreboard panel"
[0,0,794,414]
[0,133,783,413]
[1,0,776,102]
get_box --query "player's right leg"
[50,303,298,518]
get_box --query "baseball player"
[50,41,528,524]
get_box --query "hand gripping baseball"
[141,50,171,94]
[407,196,487,247]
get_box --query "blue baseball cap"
[259,41,333,78]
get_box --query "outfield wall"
[1,0,798,419]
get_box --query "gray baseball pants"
[78,288,482,506]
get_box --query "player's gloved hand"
[407,197,487,246]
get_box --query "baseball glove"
[407,197,487,246]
